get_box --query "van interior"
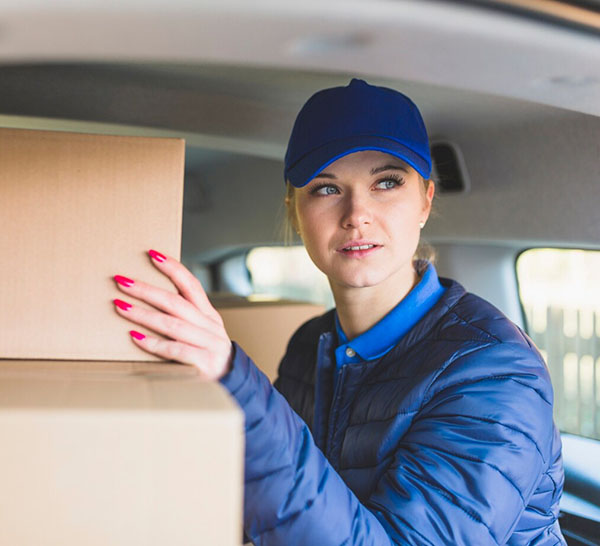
[1,0,599,543]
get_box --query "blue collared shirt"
[334,262,446,368]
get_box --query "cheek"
[385,201,421,229]
[299,220,326,256]
[296,207,335,268]
[296,223,332,276]
[296,200,326,238]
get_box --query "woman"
[113,79,565,545]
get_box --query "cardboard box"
[213,295,325,382]
[0,360,244,546]
[0,127,184,361]
[0,128,244,545]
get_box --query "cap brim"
[286,136,431,188]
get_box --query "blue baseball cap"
[284,78,432,188]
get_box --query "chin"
[334,272,387,290]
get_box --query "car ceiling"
[0,1,599,262]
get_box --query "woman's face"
[291,150,434,294]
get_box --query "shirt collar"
[334,261,446,367]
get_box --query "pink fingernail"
[114,275,134,287]
[149,249,166,263]
[129,330,145,340]
[114,299,132,311]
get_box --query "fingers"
[128,330,232,381]
[147,249,222,324]
[113,297,221,348]
[114,274,208,327]
[112,249,234,379]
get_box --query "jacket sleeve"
[220,341,555,545]
[220,342,395,545]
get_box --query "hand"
[112,249,234,381]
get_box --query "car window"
[245,246,334,309]
[517,248,600,441]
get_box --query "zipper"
[313,333,334,451]
[325,364,347,461]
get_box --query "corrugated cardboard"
[0,360,244,546]
[0,127,184,361]
[214,295,325,382]
[0,128,244,545]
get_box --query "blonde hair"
[282,182,298,246]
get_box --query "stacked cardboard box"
[0,128,243,545]
[214,295,325,383]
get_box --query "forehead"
[317,150,414,177]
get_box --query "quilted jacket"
[219,275,566,545]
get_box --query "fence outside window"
[517,248,600,441]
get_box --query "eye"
[375,175,404,190]
[311,184,339,196]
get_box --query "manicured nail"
[114,275,134,287]
[129,330,145,340]
[149,249,166,263]
[113,299,132,311]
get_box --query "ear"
[422,179,435,220]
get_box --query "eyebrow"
[314,164,409,180]
[370,164,409,175]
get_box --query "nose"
[340,191,372,229]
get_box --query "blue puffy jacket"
[219,276,565,545]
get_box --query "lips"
[344,244,375,251]
[337,240,381,252]
[336,240,382,259]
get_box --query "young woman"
[113,79,566,545]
